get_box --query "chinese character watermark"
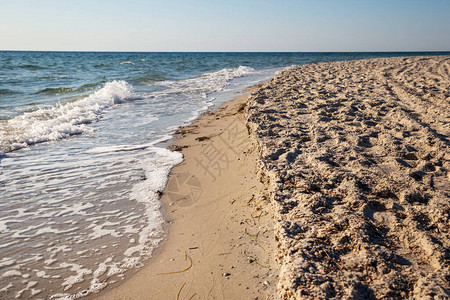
[165,172,202,207]
[165,117,247,207]
[194,117,247,182]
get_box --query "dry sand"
[246,56,449,299]
[96,56,449,300]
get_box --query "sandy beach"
[95,56,449,300]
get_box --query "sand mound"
[246,56,449,299]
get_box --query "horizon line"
[1,50,450,53]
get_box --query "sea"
[0,51,448,299]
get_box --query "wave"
[0,89,21,96]
[35,83,101,95]
[80,82,105,90]
[35,87,79,95]
[151,66,255,98]
[19,64,46,70]
[0,81,133,153]
[134,73,168,84]
[85,136,173,154]
[144,65,256,127]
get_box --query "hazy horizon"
[1,0,449,52]
[1,50,450,53]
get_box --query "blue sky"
[1,0,449,51]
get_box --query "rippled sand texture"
[246,56,449,299]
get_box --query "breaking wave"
[0,81,133,152]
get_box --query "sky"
[0,0,449,52]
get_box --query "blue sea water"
[0,51,448,299]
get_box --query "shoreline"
[93,55,449,299]
[1,53,448,299]
[93,87,279,299]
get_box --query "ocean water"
[0,51,448,299]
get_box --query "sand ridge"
[245,56,449,299]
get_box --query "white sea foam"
[0,80,133,152]
[2,270,22,278]
[41,147,183,300]
[0,258,15,268]
[88,222,121,240]
[84,135,171,154]
[59,263,92,291]
[125,147,183,258]
[0,221,8,233]
[152,66,255,97]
